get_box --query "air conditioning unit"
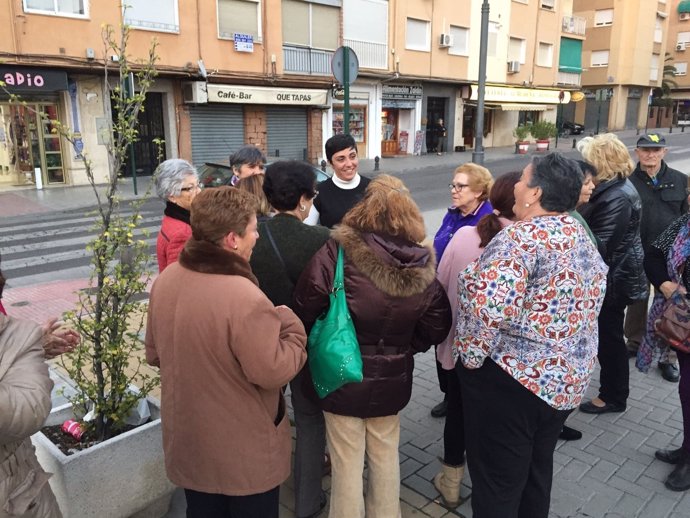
[681,12,690,21]
[439,33,454,48]
[678,42,687,52]
[540,0,555,9]
[182,81,208,104]
[507,60,521,73]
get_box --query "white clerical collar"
[332,173,361,190]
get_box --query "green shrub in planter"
[530,120,557,141]
[513,124,532,141]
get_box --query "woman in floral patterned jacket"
[454,153,608,518]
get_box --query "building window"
[655,16,663,43]
[537,42,553,67]
[343,0,386,46]
[24,0,87,17]
[679,32,690,45]
[509,37,526,63]
[591,50,609,67]
[651,53,660,81]
[487,21,500,57]
[218,0,261,41]
[449,26,469,56]
[594,9,613,26]
[406,18,430,52]
[539,0,554,9]
[676,62,688,76]
[283,0,339,50]
[124,0,179,32]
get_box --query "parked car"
[561,121,585,135]
[197,161,331,188]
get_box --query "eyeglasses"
[180,183,202,192]
[448,183,470,192]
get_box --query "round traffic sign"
[331,46,359,85]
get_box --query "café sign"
[207,84,328,105]
[469,85,570,104]
[0,67,68,93]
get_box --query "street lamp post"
[472,0,490,165]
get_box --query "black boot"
[431,399,448,418]
[665,449,690,491]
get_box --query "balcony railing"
[557,71,582,87]
[283,46,334,75]
[343,39,388,70]
[562,15,586,36]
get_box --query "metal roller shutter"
[189,104,244,166]
[584,98,610,133]
[266,107,308,160]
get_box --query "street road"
[4,129,690,287]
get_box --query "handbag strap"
[263,223,288,272]
[333,246,345,291]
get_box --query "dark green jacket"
[250,213,330,308]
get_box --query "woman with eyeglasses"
[154,159,202,272]
[249,161,330,518]
[430,163,494,419]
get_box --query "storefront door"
[381,109,398,157]
[122,92,166,177]
[0,102,65,187]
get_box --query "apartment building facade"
[0,0,584,191]
[666,0,690,126]
[573,0,670,132]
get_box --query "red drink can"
[61,419,85,441]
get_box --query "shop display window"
[333,106,366,143]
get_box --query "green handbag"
[307,245,363,398]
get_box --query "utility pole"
[472,0,490,165]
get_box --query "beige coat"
[145,240,307,496]
[0,315,61,518]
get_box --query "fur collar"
[332,224,437,298]
[179,238,258,286]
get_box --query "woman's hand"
[660,281,686,300]
[41,318,80,359]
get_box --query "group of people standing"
[145,130,690,518]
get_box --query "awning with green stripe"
[559,37,582,73]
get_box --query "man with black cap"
[626,133,688,382]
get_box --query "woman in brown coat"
[145,186,307,518]
[294,175,451,518]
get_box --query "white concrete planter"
[31,398,175,518]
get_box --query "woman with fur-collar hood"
[294,174,451,518]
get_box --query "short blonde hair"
[191,186,258,245]
[341,175,426,243]
[577,133,634,182]
[453,163,494,201]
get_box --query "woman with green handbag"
[294,174,452,518]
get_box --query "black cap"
[636,133,666,148]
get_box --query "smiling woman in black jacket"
[577,133,648,415]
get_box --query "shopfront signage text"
[207,84,328,105]
[0,67,68,92]
[382,84,423,100]
[469,85,570,104]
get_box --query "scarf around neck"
[164,201,191,225]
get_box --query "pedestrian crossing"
[0,199,164,287]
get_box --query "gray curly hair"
[154,159,198,200]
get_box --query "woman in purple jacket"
[431,162,494,417]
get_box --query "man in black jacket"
[626,133,688,382]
